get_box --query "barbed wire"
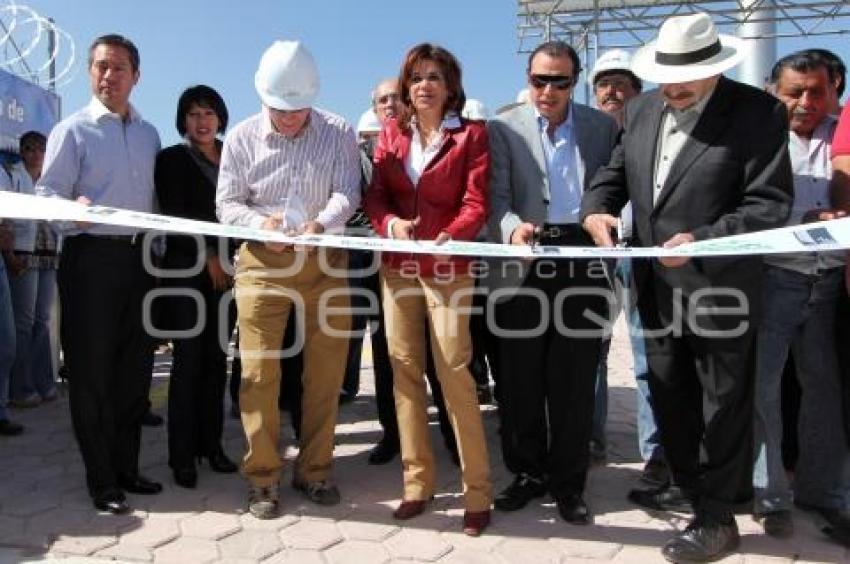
[0,0,76,88]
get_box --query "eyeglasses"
[376,93,400,104]
[529,74,574,90]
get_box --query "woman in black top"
[155,85,238,488]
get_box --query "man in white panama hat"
[581,12,793,562]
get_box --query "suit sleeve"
[690,100,793,241]
[442,123,488,241]
[363,125,400,238]
[580,113,629,222]
[487,118,522,244]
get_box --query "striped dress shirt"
[216,107,361,233]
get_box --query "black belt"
[538,223,583,239]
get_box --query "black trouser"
[58,235,155,497]
[165,274,236,470]
[495,230,609,497]
[644,317,755,521]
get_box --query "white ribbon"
[2,191,849,259]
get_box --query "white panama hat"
[631,12,749,84]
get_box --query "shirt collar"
[534,103,573,133]
[410,111,462,134]
[792,113,836,154]
[261,106,315,140]
[88,96,141,123]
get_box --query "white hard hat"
[462,99,490,121]
[356,109,381,135]
[254,40,320,111]
[515,88,529,104]
[588,49,635,86]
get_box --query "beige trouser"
[235,243,350,487]
[381,269,492,511]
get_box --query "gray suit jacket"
[484,102,619,297]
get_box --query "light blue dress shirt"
[35,97,161,236]
[537,106,581,224]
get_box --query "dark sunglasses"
[529,74,574,90]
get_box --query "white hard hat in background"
[254,40,320,111]
[356,109,381,135]
[462,99,490,121]
[515,88,530,104]
[588,49,635,86]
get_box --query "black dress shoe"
[141,410,164,427]
[795,501,850,546]
[368,438,400,465]
[662,516,740,562]
[494,474,547,512]
[205,449,238,473]
[640,459,670,488]
[628,484,693,513]
[172,467,198,489]
[0,418,24,436]
[555,493,592,525]
[119,475,163,495]
[93,489,130,514]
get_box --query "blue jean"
[8,267,57,399]
[753,265,846,514]
[592,258,662,462]
[0,256,16,420]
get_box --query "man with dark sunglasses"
[486,40,618,526]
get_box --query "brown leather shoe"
[463,510,491,536]
[393,499,430,520]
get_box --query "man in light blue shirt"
[35,34,162,515]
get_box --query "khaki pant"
[235,243,350,487]
[381,269,492,511]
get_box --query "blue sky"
[13,0,850,146]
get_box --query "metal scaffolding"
[518,0,850,52]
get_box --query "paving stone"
[153,537,219,563]
[264,549,326,564]
[278,518,343,550]
[337,513,400,541]
[439,550,511,564]
[96,542,154,562]
[325,539,390,564]
[0,513,48,550]
[440,528,505,552]
[550,537,623,560]
[181,511,242,540]
[119,518,181,548]
[493,539,563,564]
[383,528,453,562]
[49,533,118,556]
[1,490,60,517]
[218,529,283,561]
[611,546,670,563]
[239,511,300,531]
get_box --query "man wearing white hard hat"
[582,12,793,562]
[216,40,360,519]
[588,49,642,127]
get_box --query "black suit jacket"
[581,76,794,331]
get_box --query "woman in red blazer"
[364,43,492,536]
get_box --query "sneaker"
[9,393,41,408]
[292,478,341,506]
[248,484,280,520]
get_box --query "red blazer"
[364,116,489,277]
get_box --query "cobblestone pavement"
[0,318,846,563]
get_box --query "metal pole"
[737,0,777,89]
[47,17,56,92]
